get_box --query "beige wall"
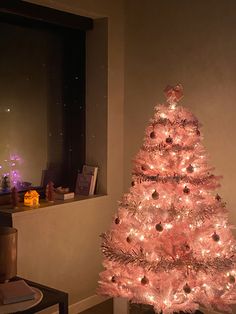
[125,0,236,222]
[14,0,125,308]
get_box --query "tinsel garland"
[118,200,227,224]
[150,117,200,128]
[101,233,235,274]
[132,173,221,186]
[142,143,195,153]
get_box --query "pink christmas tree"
[99,85,236,314]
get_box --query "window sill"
[0,194,108,220]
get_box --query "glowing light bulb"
[170,104,176,110]
[150,165,154,169]
[148,295,154,301]
[163,299,170,306]
[165,223,173,229]
[160,113,167,119]
[199,237,203,242]
[140,235,145,241]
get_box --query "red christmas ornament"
[150,131,156,139]
[186,164,194,173]
[166,136,173,144]
[155,222,163,232]
[229,275,235,284]
[183,186,190,194]
[152,190,159,200]
[183,283,191,294]
[126,236,132,243]
[141,276,149,285]
[141,165,148,171]
[115,217,120,224]
[212,232,220,242]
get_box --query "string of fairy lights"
[99,85,236,314]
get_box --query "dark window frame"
[0,0,93,198]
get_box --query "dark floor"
[80,299,155,314]
[80,300,204,314]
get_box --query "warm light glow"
[165,223,173,229]
[148,295,155,302]
[99,87,236,314]
[160,113,167,119]
[24,190,39,207]
[140,235,145,241]
[170,104,176,110]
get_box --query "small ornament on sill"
[46,181,55,202]
[155,222,163,232]
[183,283,191,294]
[54,187,74,200]
[141,276,149,285]
[212,232,220,242]
[1,175,10,192]
[183,186,190,194]
[152,190,159,200]
[150,131,156,139]
[186,164,194,173]
[166,136,173,144]
[11,186,19,209]
[24,190,39,208]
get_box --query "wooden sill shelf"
[0,194,107,227]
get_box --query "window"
[0,1,93,194]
